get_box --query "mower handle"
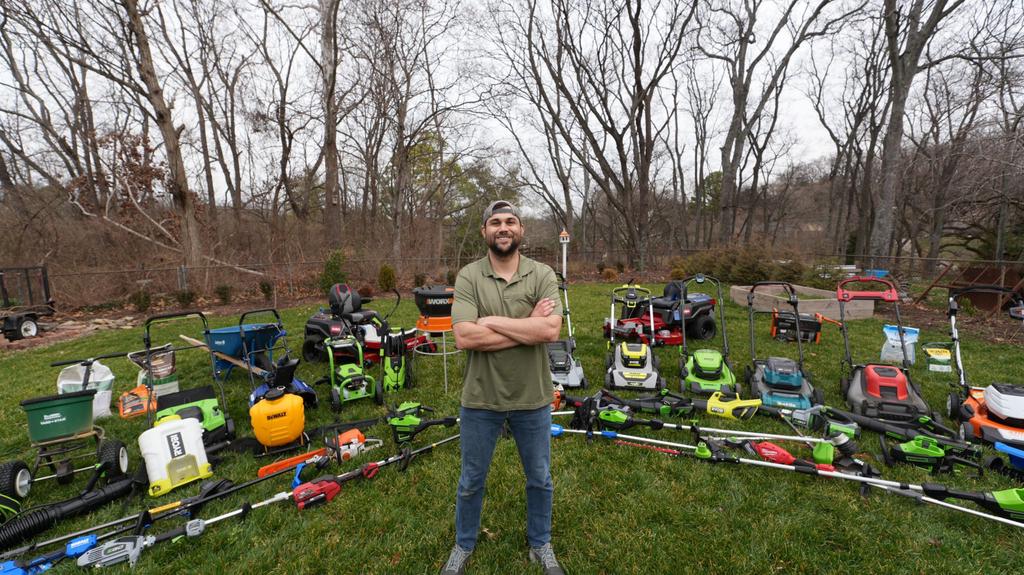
[836,276,899,303]
[50,351,130,368]
[238,308,284,329]
[611,284,652,297]
[747,281,798,306]
[948,285,1024,318]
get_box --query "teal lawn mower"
[744,282,824,410]
[678,274,737,396]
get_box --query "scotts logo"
[266,411,287,421]
[426,298,451,305]
[166,432,186,458]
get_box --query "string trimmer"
[552,425,1024,525]
[386,402,458,445]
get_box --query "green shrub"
[446,269,457,286]
[378,264,397,292]
[319,250,347,293]
[413,273,427,287]
[259,280,274,302]
[175,290,196,308]
[128,290,151,312]
[774,258,806,284]
[214,285,232,305]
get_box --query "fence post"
[177,265,189,291]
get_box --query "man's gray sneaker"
[528,543,565,575]
[440,544,473,575]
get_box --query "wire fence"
[45,250,1023,310]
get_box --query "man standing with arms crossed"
[441,200,565,575]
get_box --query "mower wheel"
[839,376,850,398]
[733,381,744,398]
[653,355,661,371]
[98,440,130,477]
[605,353,614,369]
[330,388,342,413]
[959,421,974,441]
[580,377,588,389]
[687,314,716,340]
[0,460,32,500]
[946,392,962,421]
[604,372,613,389]
[657,378,666,392]
[373,380,384,406]
[302,337,322,363]
[812,387,825,407]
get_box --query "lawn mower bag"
[844,365,930,422]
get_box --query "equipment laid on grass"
[603,284,665,392]
[837,277,933,422]
[248,388,308,456]
[1,390,130,525]
[0,448,337,564]
[387,402,458,445]
[770,308,841,344]
[303,284,429,364]
[548,231,586,390]
[256,429,383,478]
[0,267,54,342]
[945,286,1024,449]
[153,386,234,452]
[138,416,212,497]
[745,282,823,411]
[922,342,954,373]
[678,275,737,396]
[75,434,459,569]
[602,280,718,347]
[880,435,982,475]
[320,335,383,412]
[551,424,1024,527]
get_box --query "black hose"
[0,474,137,550]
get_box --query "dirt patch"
[874,302,1024,345]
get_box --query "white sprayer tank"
[138,415,212,497]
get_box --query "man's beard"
[488,234,520,257]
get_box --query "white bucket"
[57,362,114,419]
[138,416,212,497]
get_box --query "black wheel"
[734,381,744,398]
[959,421,973,442]
[605,353,614,369]
[302,336,322,363]
[253,352,273,373]
[946,392,962,421]
[840,377,850,398]
[652,355,661,371]
[604,372,613,389]
[373,379,384,406]
[0,460,32,501]
[580,376,588,389]
[97,440,129,477]
[330,388,342,413]
[656,378,666,392]
[812,387,825,407]
[17,317,38,339]
[687,314,716,340]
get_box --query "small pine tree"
[320,250,347,293]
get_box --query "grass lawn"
[0,281,1022,574]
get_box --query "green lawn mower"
[678,274,738,396]
[603,284,666,392]
[320,335,383,412]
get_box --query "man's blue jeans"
[455,405,553,551]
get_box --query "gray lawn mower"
[548,231,586,390]
[604,284,665,392]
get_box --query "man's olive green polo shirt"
[451,254,563,411]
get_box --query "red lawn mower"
[837,277,934,423]
[945,285,1024,448]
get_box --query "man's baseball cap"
[481,200,520,225]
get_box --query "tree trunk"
[123,0,202,269]
[321,0,342,248]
